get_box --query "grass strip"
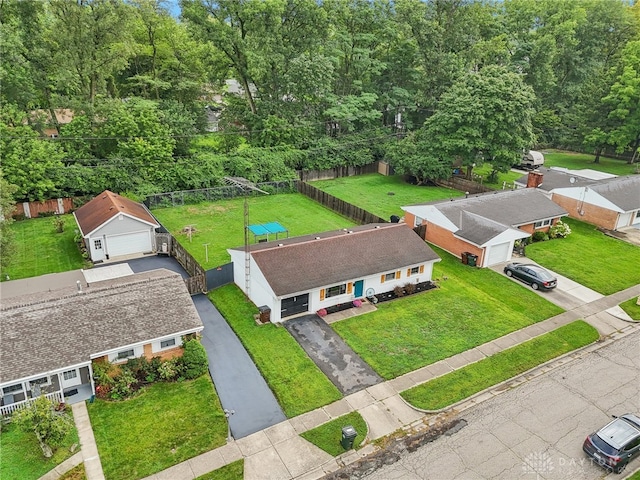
[401,320,599,411]
[195,459,243,480]
[620,297,640,321]
[300,412,368,457]
[88,376,227,480]
[209,285,341,417]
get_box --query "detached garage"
[74,190,159,262]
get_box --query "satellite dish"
[365,287,375,297]
[569,177,576,184]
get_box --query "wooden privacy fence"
[297,162,380,182]
[436,177,492,195]
[12,197,76,218]
[296,181,387,224]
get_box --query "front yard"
[152,193,355,267]
[1,215,85,281]
[209,285,342,417]
[526,218,640,295]
[0,410,79,480]
[88,376,227,480]
[333,247,564,380]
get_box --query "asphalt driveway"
[284,314,383,395]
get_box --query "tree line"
[1,0,639,203]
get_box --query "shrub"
[404,283,416,295]
[126,356,160,384]
[158,358,179,381]
[52,215,65,233]
[549,220,572,239]
[13,396,73,457]
[531,231,549,242]
[110,368,137,400]
[317,308,327,317]
[180,339,209,380]
[393,285,405,297]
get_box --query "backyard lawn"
[543,149,638,176]
[209,285,342,417]
[471,164,523,189]
[2,214,85,281]
[0,409,79,480]
[152,193,355,267]
[88,376,227,480]
[401,320,599,410]
[308,174,463,220]
[526,218,640,295]
[333,247,564,380]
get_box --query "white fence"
[0,391,63,417]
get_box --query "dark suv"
[583,414,640,474]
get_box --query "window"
[325,284,347,298]
[30,377,50,386]
[2,384,23,395]
[94,239,102,250]
[117,349,135,360]
[409,267,420,276]
[414,216,424,227]
[534,219,552,229]
[63,370,77,381]
[384,272,396,282]
[160,338,176,349]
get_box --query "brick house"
[402,189,568,267]
[228,223,440,323]
[0,270,203,416]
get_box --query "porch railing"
[0,391,63,417]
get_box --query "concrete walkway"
[71,402,105,480]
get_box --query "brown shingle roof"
[74,190,158,236]
[0,269,203,384]
[242,223,440,297]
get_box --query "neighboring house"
[0,269,203,416]
[74,190,160,262]
[550,175,640,231]
[228,223,440,323]
[403,189,568,268]
[515,167,617,192]
[27,108,74,137]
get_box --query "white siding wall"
[108,345,144,363]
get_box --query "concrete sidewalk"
[138,284,640,480]
[71,402,105,480]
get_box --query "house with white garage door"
[228,223,440,323]
[550,175,640,231]
[74,190,160,262]
[402,188,568,268]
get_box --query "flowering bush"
[353,299,362,308]
[317,308,327,317]
[549,221,572,239]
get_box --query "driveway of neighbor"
[283,314,383,395]
[99,256,288,438]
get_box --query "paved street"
[363,328,640,480]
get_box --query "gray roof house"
[228,223,440,323]
[0,269,203,416]
[550,175,640,231]
[402,188,568,267]
[515,167,617,192]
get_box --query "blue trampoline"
[248,222,289,242]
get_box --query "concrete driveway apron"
[192,294,286,439]
[284,314,383,395]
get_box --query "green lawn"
[152,193,355,267]
[208,285,342,417]
[0,409,79,480]
[308,174,463,220]
[401,321,599,410]
[472,164,523,188]
[544,149,638,176]
[300,412,368,456]
[620,297,640,321]
[88,376,227,480]
[2,215,85,281]
[195,460,243,480]
[333,247,564,380]
[526,218,640,295]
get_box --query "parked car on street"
[503,263,557,290]
[583,414,640,474]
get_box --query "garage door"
[281,294,309,318]
[106,231,152,258]
[616,212,633,229]
[486,241,511,267]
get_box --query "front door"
[60,369,82,389]
[354,280,364,297]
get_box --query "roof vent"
[315,237,321,240]
[374,225,380,229]
[278,243,284,247]
[348,230,353,234]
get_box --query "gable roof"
[74,190,159,236]
[454,211,526,246]
[0,269,203,384]
[406,188,567,229]
[585,175,640,211]
[231,223,440,297]
[515,167,616,191]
